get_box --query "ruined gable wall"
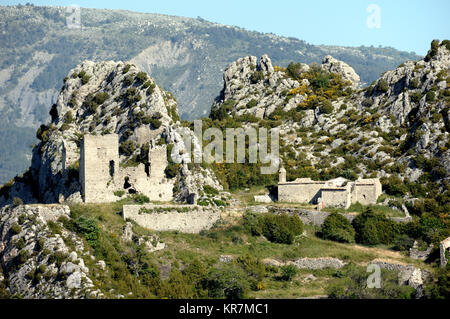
[278,182,324,203]
[80,134,119,203]
[353,184,378,205]
[322,188,351,209]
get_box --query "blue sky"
[1,0,449,55]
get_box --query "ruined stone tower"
[79,134,119,203]
[79,134,173,203]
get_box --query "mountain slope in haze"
[0,4,421,184]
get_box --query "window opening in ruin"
[363,194,366,199]
[124,177,131,189]
[109,161,115,177]
[145,163,150,177]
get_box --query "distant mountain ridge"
[0,4,421,183]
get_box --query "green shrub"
[327,264,415,299]
[36,124,51,143]
[146,82,156,95]
[243,212,262,236]
[279,265,298,281]
[213,199,226,207]
[246,99,258,108]
[124,74,134,86]
[114,190,125,197]
[393,234,415,251]
[203,185,219,195]
[119,140,137,156]
[130,194,150,204]
[253,213,304,244]
[250,71,264,84]
[10,222,22,235]
[165,163,180,179]
[149,118,162,129]
[205,264,251,299]
[321,212,355,243]
[94,92,109,105]
[425,266,450,299]
[352,208,399,245]
[63,111,74,124]
[78,71,91,85]
[311,73,330,90]
[425,39,440,62]
[320,100,334,114]
[377,79,389,93]
[135,71,148,83]
[47,221,62,235]
[48,251,67,267]
[286,62,304,79]
[410,91,422,103]
[426,91,435,102]
[410,78,420,89]
[234,255,267,282]
[75,216,100,248]
[15,238,25,249]
[17,249,29,264]
[123,64,131,74]
[380,175,409,196]
[12,197,23,207]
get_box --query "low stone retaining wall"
[122,204,221,234]
[265,206,411,226]
[289,257,346,270]
[266,206,353,226]
[370,259,431,288]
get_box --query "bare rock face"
[0,205,100,298]
[211,55,304,120]
[321,55,360,88]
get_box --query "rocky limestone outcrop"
[121,221,166,253]
[0,60,222,206]
[211,54,307,119]
[211,53,359,120]
[210,41,450,190]
[322,55,360,88]
[370,259,432,298]
[0,204,101,298]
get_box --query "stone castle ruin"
[277,167,382,208]
[79,134,173,203]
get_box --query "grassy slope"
[67,199,430,299]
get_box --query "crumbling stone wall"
[440,237,450,267]
[122,204,221,233]
[79,134,173,203]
